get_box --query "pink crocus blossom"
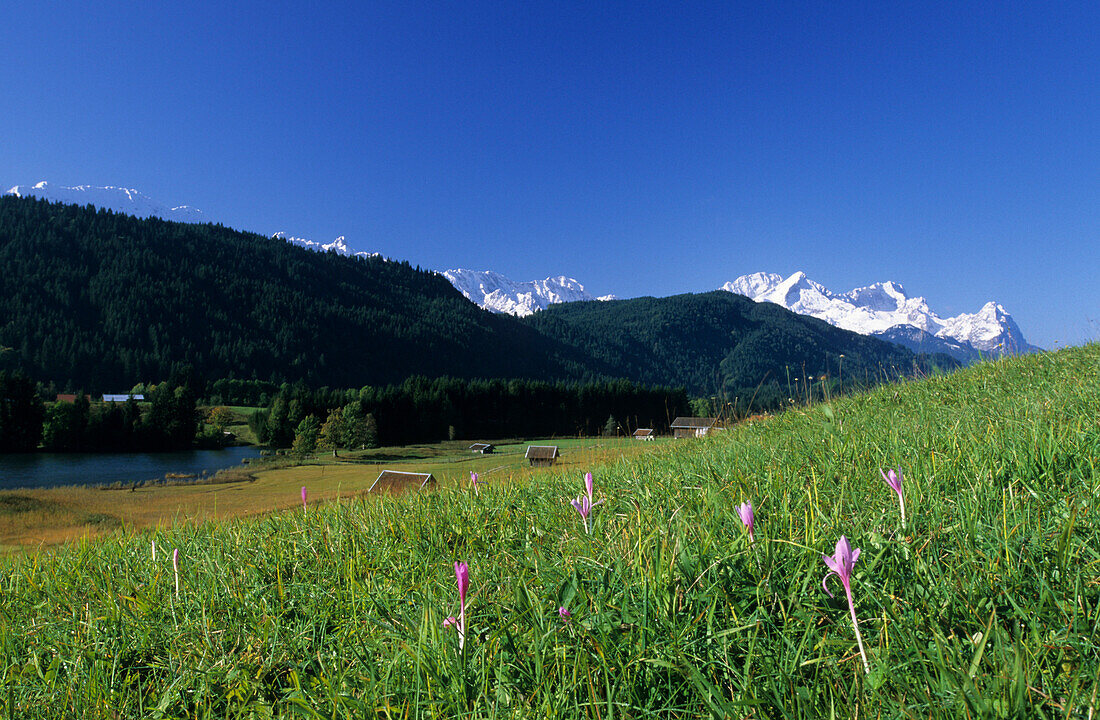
[822,536,870,674]
[880,468,906,528]
[444,561,469,649]
[738,501,755,543]
[571,495,594,534]
[470,471,487,495]
[301,486,307,511]
[172,548,180,599]
[558,606,572,624]
[572,472,603,534]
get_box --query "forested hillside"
[524,292,952,407]
[0,196,594,390]
[0,197,945,411]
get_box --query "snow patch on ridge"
[5,181,206,223]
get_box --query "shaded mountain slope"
[0,196,591,390]
[523,291,950,403]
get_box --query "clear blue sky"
[4,1,1098,348]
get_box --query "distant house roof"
[55,393,91,403]
[369,470,436,494]
[633,428,655,438]
[102,394,143,402]
[469,443,494,452]
[525,445,560,460]
[671,417,717,429]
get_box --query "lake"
[0,446,263,490]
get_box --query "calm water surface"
[0,446,262,490]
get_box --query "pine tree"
[604,414,620,437]
[0,370,45,452]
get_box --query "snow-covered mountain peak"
[720,272,783,298]
[723,270,1037,361]
[842,281,911,312]
[5,181,206,223]
[442,268,612,316]
[272,232,378,259]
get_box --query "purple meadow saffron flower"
[558,606,572,624]
[880,468,906,528]
[470,471,488,495]
[738,501,755,543]
[172,548,180,599]
[572,472,604,534]
[301,486,307,511]
[571,495,594,534]
[445,561,469,649]
[822,536,870,674]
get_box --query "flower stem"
[846,587,870,674]
[458,607,465,651]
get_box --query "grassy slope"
[0,437,664,550]
[0,345,1097,718]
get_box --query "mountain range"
[2,182,1037,361]
[441,269,616,316]
[0,194,939,403]
[5,181,205,224]
[721,272,1038,362]
[270,232,380,259]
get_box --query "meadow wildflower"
[822,536,870,673]
[301,486,307,511]
[738,501,755,542]
[572,471,603,534]
[558,606,572,624]
[444,561,469,649]
[571,495,594,534]
[880,468,906,528]
[470,471,487,495]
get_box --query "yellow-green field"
[0,435,676,551]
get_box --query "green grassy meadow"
[0,436,662,551]
[1,345,1098,718]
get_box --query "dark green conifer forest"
[0,196,949,450]
[0,196,590,391]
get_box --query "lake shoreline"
[0,445,264,491]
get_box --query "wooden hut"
[369,470,437,494]
[468,443,495,454]
[670,417,718,439]
[633,428,655,441]
[525,445,560,467]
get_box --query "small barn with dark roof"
[369,470,437,494]
[670,417,718,439]
[633,428,655,441]
[525,445,560,467]
[469,443,495,454]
